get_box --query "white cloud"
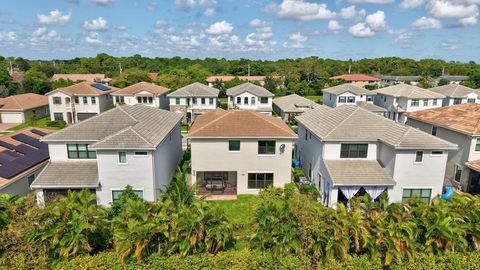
[399,0,425,9]
[349,23,376,37]
[411,16,442,29]
[175,0,196,11]
[348,0,394,3]
[393,32,412,45]
[205,21,233,35]
[459,16,478,25]
[204,8,216,16]
[289,32,307,42]
[283,32,307,48]
[349,10,387,37]
[85,32,102,44]
[115,25,127,31]
[339,5,366,19]
[328,20,344,31]
[246,19,273,47]
[426,0,478,19]
[37,9,71,26]
[83,17,108,31]
[32,27,48,37]
[440,39,457,50]
[199,0,217,7]
[272,0,336,20]
[89,0,116,6]
[0,31,17,42]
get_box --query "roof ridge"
[129,126,154,146]
[249,110,293,135]
[117,105,139,122]
[324,106,359,138]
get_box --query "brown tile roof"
[51,74,111,82]
[330,74,380,82]
[206,75,267,83]
[112,82,169,96]
[9,71,24,81]
[46,82,118,96]
[148,73,158,81]
[188,108,297,138]
[465,160,480,173]
[406,103,480,136]
[0,93,48,111]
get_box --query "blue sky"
[0,0,478,61]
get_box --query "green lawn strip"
[8,117,61,131]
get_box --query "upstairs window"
[475,138,480,151]
[53,97,62,105]
[411,99,419,107]
[467,98,476,103]
[228,140,240,151]
[260,97,268,104]
[347,96,355,103]
[454,164,463,182]
[201,98,206,105]
[83,96,88,104]
[251,97,256,105]
[193,98,197,104]
[91,96,96,105]
[175,98,180,105]
[244,97,249,104]
[338,96,346,103]
[366,96,373,102]
[236,97,241,104]
[134,151,148,156]
[67,144,96,159]
[118,152,127,164]
[209,98,214,105]
[431,126,437,136]
[340,144,368,158]
[432,99,437,106]
[453,98,462,105]
[258,140,275,155]
[423,99,428,106]
[415,151,423,163]
[148,97,153,103]
[74,96,79,104]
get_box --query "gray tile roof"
[31,161,98,188]
[373,84,445,99]
[440,75,469,81]
[43,105,182,149]
[226,82,274,97]
[355,101,387,113]
[323,160,396,186]
[167,82,219,97]
[273,94,320,113]
[296,105,457,150]
[428,84,479,98]
[322,84,373,96]
[376,75,421,81]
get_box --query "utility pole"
[248,64,250,76]
[9,61,13,73]
[348,65,351,74]
[119,63,123,74]
[442,66,445,76]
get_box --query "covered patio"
[195,171,237,196]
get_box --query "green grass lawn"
[181,124,189,133]
[209,195,260,249]
[8,117,62,131]
[305,95,323,104]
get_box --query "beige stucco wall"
[191,138,294,195]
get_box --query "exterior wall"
[48,92,72,122]
[323,92,374,108]
[113,93,168,109]
[48,92,110,124]
[444,93,480,106]
[227,92,272,114]
[191,137,294,195]
[0,111,24,123]
[374,94,442,122]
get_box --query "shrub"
[293,168,304,181]
[46,120,66,128]
[298,184,320,200]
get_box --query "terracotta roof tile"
[148,73,158,81]
[51,74,111,82]
[466,160,480,173]
[46,82,118,96]
[330,74,380,81]
[206,75,267,83]
[112,82,169,96]
[0,93,48,111]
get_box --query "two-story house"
[167,82,220,123]
[322,84,386,115]
[226,83,274,115]
[428,84,479,106]
[31,105,183,206]
[406,103,480,194]
[46,82,117,124]
[373,84,445,123]
[188,109,297,197]
[111,82,169,109]
[295,105,456,206]
[272,94,320,122]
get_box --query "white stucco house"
[322,84,386,115]
[272,94,320,122]
[406,103,480,194]
[188,108,297,197]
[428,84,479,106]
[295,105,457,206]
[167,82,220,123]
[111,81,169,109]
[0,93,49,124]
[46,82,118,124]
[373,84,445,123]
[31,105,183,206]
[226,83,274,115]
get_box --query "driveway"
[0,123,16,132]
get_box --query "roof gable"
[373,84,445,99]
[226,83,274,97]
[113,82,169,96]
[322,84,373,96]
[168,82,219,97]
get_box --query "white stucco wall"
[323,92,374,108]
[114,93,167,109]
[227,92,272,114]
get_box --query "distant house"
[148,73,158,81]
[111,82,169,109]
[273,94,320,122]
[206,76,266,87]
[9,71,25,82]
[406,103,480,194]
[296,105,456,206]
[428,84,479,106]
[167,83,220,123]
[46,82,118,124]
[188,109,297,197]
[376,75,421,86]
[31,105,183,206]
[329,74,380,87]
[227,83,274,115]
[0,128,51,196]
[436,75,469,85]
[322,84,386,116]
[0,93,49,124]
[51,74,112,84]
[373,84,445,123]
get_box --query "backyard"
[8,117,64,131]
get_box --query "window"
[137,97,142,103]
[383,96,386,102]
[229,96,233,102]
[65,97,71,104]
[75,96,79,104]
[115,96,124,103]
[340,144,368,158]
[258,140,276,155]
[201,98,206,105]
[53,113,63,121]
[118,152,127,164]
[209,98,214,105]
[83,96,88,104]
[175,98,180,105]
[453,98,462,105]
[248,173,273,189]
[148,97,153,103]
[193,98,197,104]
[134,151,148,156]
[476,138,480,151]
[53,97,62,105]
[415,151,423,163]
[423,99,428,106]
[402,189,431,203]
[244,97,249,104]
[236,97,241,104]
[411,99,419,107]
[142,97,148,103]
[347,96,355,103]
[251,97,256,105]
[112,190,143,201]
[454,164,463,182]
[431,126,437,136]
[366,96,373,102]
[467,98,476,103]
[228,140,240,151]
[338,96,346,103]
[305,130,308,140]
[91,96,96,105]
[433,99,437,106]
[67,144,96,159]
[260,97,268,104]
[27,174,35,185]
[431,151,443,155]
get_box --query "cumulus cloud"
[393,32,413,45]
[0,31,17,42]
[246,19,273,47]
[83,17,108,31]
[205,21,233,35]
[89,0,116,6]
[349,10,387,37]
[348,0,394,3]
[339,5,366,19]
[204,8,216,16]
[400,0,425,9]
[459,16,478,26]
[283,32,307,48]
[37,9,71,26]
[272,0,336,20]
[411,16,442,29]
[85,32,102,44]
[328,20,344,32]
[175,0,196,11]
[427,0,478,19]
[440,39,457,50]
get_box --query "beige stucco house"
[167,83,219,123]
[111,82,169,109]
[226,83,274,115]
[188,108,297,196]
[0,93,49,124]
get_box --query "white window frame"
[414,150,423,163]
